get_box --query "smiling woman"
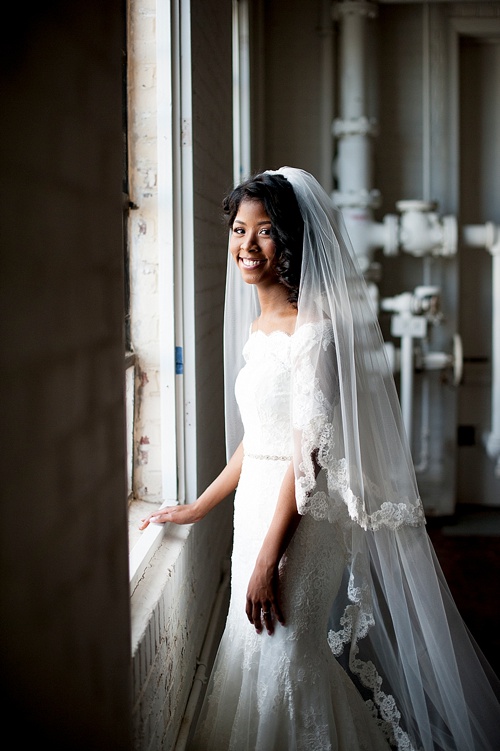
[224,172,304,309]
[141,167,500,751]
[230,200,276,282]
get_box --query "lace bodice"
[235,330,294,458]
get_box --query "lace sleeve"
[291,320,424,530]
[291,320,348,523]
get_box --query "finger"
[139,513,165,529]
[262,606,274,635]
[252,602,263,634]
[138,515,156,529]
[269,583,285,625]
[149,506,178,523]
[273,598,285,625]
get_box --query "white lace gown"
[190,330,391,751]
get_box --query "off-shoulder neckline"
[249,320,330,339]
[249,328,294,339]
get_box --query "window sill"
[128,499,173,593]
[130,520,194,656]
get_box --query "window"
[232,0,251,184]
[125,0,191,589]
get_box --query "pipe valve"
[395,200,457,258]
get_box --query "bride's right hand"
[139,503,202,530]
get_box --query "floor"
[426,504,500,677]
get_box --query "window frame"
[126,0,192,590]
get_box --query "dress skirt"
[189,455,391,751]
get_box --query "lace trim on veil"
[298,465,422,749]
[326,581,420,751]
[292,321,424,750]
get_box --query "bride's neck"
[255,285,297,333]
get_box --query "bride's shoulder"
[294,316,333,336]
[292,317,334,352]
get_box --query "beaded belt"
[245,453,292,462]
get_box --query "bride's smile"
[229,198,278,286]
[240,257,265,268]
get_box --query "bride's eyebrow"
[233,219,271,226]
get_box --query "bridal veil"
[223,166,499,750]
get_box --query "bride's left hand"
[245,559,285,635]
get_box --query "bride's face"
[230,199,279,287]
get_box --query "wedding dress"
[190,167,499,751]
[190,326,391,751]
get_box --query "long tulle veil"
[223,167,499,750]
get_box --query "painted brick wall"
[127,0,164,501]
[0,2,132,749]
[131,504,232,750]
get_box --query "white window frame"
[127,0,194,591]
[232,0,251,185]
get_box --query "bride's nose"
[240,229,260,251]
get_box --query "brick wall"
[127,0,164,501]
[131,505,232,750]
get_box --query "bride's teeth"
[241,258,261,267]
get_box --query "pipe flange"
[332,116,378,138]
[332,1,378,21]
[439,215,458,257]
[396,200,437,214]
[333,188,381,209]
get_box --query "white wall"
[0,2,132,748]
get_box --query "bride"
[140,167,500,750]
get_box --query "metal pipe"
[414,372,430,474]
[484,244,500,476]
[422,2,431,202]
[336,1,376,194]
[333,1,380,270]
[463,223,500,475]
[400,333,414,444]
[232,0,251,184]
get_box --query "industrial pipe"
[463,223,500,475]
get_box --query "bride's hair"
[222,172,304,305]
